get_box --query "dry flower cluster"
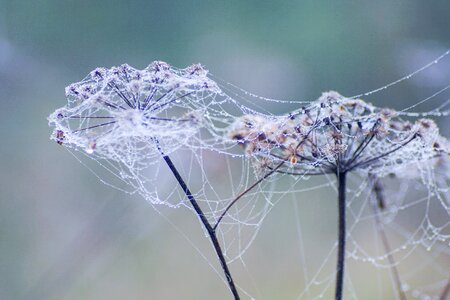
[49,63,450,300]
[228,91,449,178]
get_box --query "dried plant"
[48,62,241,299]
[49,59,450,299]
[228,91,449,300]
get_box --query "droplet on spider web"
[47,51,450,299]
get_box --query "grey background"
[0,1,449,299]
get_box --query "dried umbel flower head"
[229,91,449,177]
[383,132,450,180]
[228,114,287,154]
[48,63,242,297]
[48,62,222,167]
[228,91,449,300]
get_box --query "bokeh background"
[0,1,449,299]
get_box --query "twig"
[157,144,240,300]
[213,161,284,231]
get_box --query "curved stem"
[335,171,347,300]
[214,128,317,230]
[213,161,284,231]
[161,153,240,300]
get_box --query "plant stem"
[335,171,347,300]
[371,177,407,300]
[440,275,450,300]
[161,153,240,300]
[213,161,285,231]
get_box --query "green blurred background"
[0,1,449,299]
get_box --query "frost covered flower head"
[229,91,449,177]
[383,131,450,180]
[48,62,222,166]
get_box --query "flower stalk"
[228,91,449,299]
[49,62,240,299]
[159,150,240,300]
[370,177,407,300]
[335,171,347,300]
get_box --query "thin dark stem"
[214,127,319,230]
[159,151,240,300]
[145,116,194,122]
[141,86,158,109]
[335,171,347,300]
[345,120,379,165]
[97,99,126,110]
[149,91,195,112]
[108,81,135,108]
[67,116,115,119]
[71,121,116,133]
[346,133,375,168]
[95,73,133,109]
[145,87,175,110]
[270,168,332,176]
[348,134,417,172]
[213,161,284,231]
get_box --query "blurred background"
[0,1,449,299]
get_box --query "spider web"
[48,51,450,299]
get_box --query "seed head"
[229,91,449,177]
[49,62,222,166]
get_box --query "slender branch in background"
[335,171,347,300]
[158,147,240,300]
[370,176,407,300]
[213,161,285,231]
[215,127,317,230]
[440,275,450,300]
